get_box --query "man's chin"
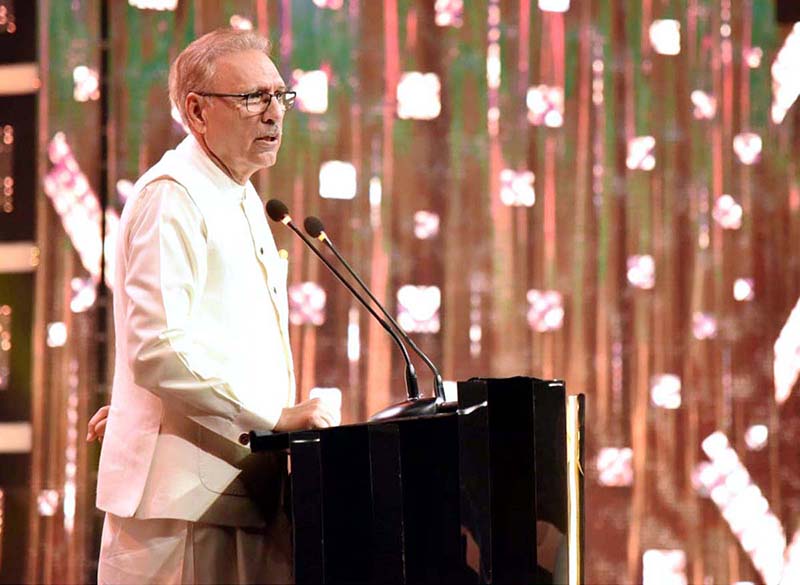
[254,151,279,169]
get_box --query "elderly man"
[95,28,338,584]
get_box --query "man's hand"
[274,397,341,432]
[87,405,110,442]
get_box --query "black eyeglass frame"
[194,89,297,113]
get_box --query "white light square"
[397,72,441,120]
[596,447,633,486]
[538,0,570,12]
[46,322,68,347]
[733,132,762,165]
[526,85,564,127]
[500,169,536,207]
[293,69,329,114]
[642,550,687,585]
[650,374,681,409]
[626,136,656,170]
[650,19,681,55]
[627,254,655,289]
[289,282,327,325]
[413,211,440,239]
[526,290,564,332]
[397,285,441,333]
[319,161,357,200]
[435,0,463,27]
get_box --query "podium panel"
[249,376,583,584]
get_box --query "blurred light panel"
[627,254,655,289]
[369,176,382,228]
[650,374,681,409]
[397,285,441,334]
[64,359,78,532]
[733,278,755,302]
[538,0,570,12]
[526,85,564,127]
[712,194,743,230]
[692,311,717,340]
[72,66,100,102]
[771,22,800,124]
[0,1,15,34]
[434,0,463,27]
[293,69,328,114]
[596,447,633,487]
[70,277,97,313]
[0,488,3,568]
[783,530,800,584]
[228,14,253,31]
[650,20,681,55]
[642,550,687,585]
[37,489,59,517]
[487,43,501,91]
[288,282,326,326]
[128,0,178,10]
[773,297,800,404]
[44,133,104,279]
[733,132,762,165]
[744,424,768,451]
[0,305,9,390]
[443,380,458,402]
[526,290,564,332]
[1,124,14,214]
[626,136,656,170]
[500,169,536,207]
[312,0,343,8]
[319,161,357,200]
[699,432,786,585]
[743,46,763,68]
[691,90,716,120]
[397,72,442,120]
[413,210,440,239]
[347,307,360,362]
[470,275,484,357]
[46,322,67,348]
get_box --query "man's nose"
[261,98,285,123]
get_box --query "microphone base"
[368,397,443,422]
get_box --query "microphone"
[304,215,446,421]
[265,199,423,411]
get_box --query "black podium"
[249,376,585,584]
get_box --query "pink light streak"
[699,432,787,584]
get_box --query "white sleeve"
[123,180,281,443]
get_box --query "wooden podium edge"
[567,394,584,585]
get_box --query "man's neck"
[194,133,250,186]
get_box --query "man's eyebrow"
[252,84,288,93]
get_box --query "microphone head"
[266,199,290,222]
[304,216,325,238]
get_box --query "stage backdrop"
[10,0,800,583]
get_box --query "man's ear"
[185,93,207,134]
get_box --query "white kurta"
[97,135,295,583]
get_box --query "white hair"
[168,28,271,125]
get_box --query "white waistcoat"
[96,135,295,526]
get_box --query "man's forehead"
[213,50,284,89]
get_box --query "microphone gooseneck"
[304,215,445,403]
[265,199,420,402]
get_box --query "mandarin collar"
[177,134,249,201]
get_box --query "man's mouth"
[257,134,280,143]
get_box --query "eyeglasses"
[195,89,297,113]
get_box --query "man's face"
[193,49,286,183]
